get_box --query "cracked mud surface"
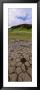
[8,40,32,81]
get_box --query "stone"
[24,72,31,81]
[16,62,22,67]
[16,67,22,74]
[8,66,15,74]
[21,64,26,72]
[29,60,32,65]
[18,76,22,81]
[16,58,20,62]
[18,72,25,80]
[10,73,17,81]
[25,61,30,67]
[8,40,32,81]
[23,54,29,61]
[10,60,16,66]
[27,67,32,77]
[30,56,32,60]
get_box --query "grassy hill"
[8,24,32,41]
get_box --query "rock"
[25,61,30,67]
[16,67,22,74]
[9,73,17,81]
[29,60,32,65]
[18,72,25,80]
[21,64,26,72]
[8,40,32,81]
[16,58,20,62]
[23,54,29,61]
[8,66,15,74]
[27,67,32,77]
[16,62,22,67]
[24,72,31,81]
[18,76,22,81]
[30,56,32,60]
[10,60,16,66]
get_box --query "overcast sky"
[8,8,32,28]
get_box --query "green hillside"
[8,24,32,41]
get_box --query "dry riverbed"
[8,40,32,81]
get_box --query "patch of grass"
[8,27,32,41]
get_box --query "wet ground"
[8,40,32,81]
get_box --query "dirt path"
[8,40,32,81]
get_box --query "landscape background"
[8,8,32,82]
[8,8,32,41]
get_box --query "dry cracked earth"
[8,40,32,82]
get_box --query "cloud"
[16,15,32,21]
[8,8,32,28]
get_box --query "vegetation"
[8,24,32,41]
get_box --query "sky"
[8,8,32,28]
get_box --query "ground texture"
[8,40,32,81]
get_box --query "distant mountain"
[9,24,32,30]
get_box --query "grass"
[8,27,32,41]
